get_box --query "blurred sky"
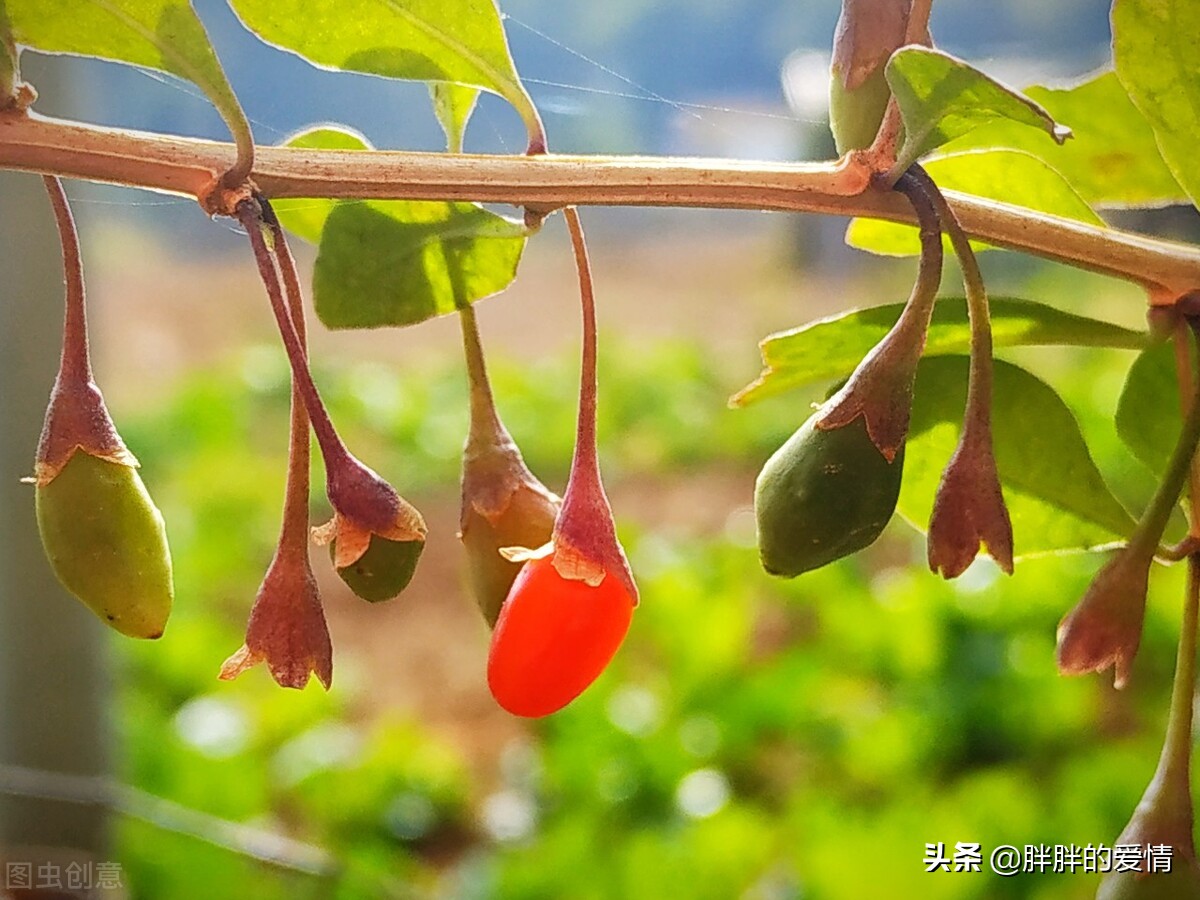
[28,0,1117,155]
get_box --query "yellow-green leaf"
[5,0,250,160]
[847,150,1104,257]
[1113,0,1200,210]
[943,71,1184,207]
[900,357,1135,555]
[272,124,527,328]
[227,0,541,145]
[430,82,479,153]
[886,46,1070,169]
[732,297,1147,407]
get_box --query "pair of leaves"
[732,297,1147,406]
[1,0,250,154]
[736,298,1148,556]
[8,0,535,165]
[272,127,527,329]
[9,1,532,327]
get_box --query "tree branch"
[4,111,1200,295]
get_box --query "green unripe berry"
[755,413,903,577]
[332,534,423,603]
[36,452,173,639]
[829,65,892,154]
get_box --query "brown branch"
[4,111,1200,295]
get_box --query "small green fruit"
[755,413,903,577]
[36,452,173,638]
[829,64,892,154]
[332,535,423,603]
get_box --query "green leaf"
[227,0,541,143]
[731,297,1146,407]
[846,150,1104,256]
[1116,341,1186,477]
[271,125,527,328]
[4,0,250,157]
[942,71,1185,207]
[1113,0,1200,210]
[899,357,1135,555]
[886,46,1070,169]
[312,200,526,329]
[271,126,374,244]
[430,82,479,153]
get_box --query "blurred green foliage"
[111,329,1186,900]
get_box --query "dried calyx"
[458,303,559,627]
[221,205,331,689]
[235,196,427,607]
[921,171,1014,578]
[33,175,173,640]
[1058,325,1200,689]
[816,165,943,461]
[538,209,637,602]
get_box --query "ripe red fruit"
[487,555,635,718]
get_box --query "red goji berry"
[487,555,635,718]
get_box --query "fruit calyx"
[458,304,559,625]
[918,167,1014,577]
[816,164,943,461]
[34,176,137,485]
[542,207,637,603]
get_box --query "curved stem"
[1141,553,1200,846]
[41,175,91,384]
[220,117,255,194]
[1130,331,1200,559]
[887,167,943,343]
[261,201,312,552]
[563,207,599,482]
[459,303,505,445]
[6,114,1200,295]
[236,199,351,475]
[906,0,934,42]
[917,169,994,441]
[1175,324,1200,533]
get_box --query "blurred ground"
[85,216,846,784]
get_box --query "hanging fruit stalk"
[755,166,942,577]
[1058,324,1200,689]
[1095,563,1200,898]
[458,302,559,627]
[234,195,427,605]
[220,206,331,689]
[487,207,638,718]
[816,166,943,460]
[921,171,1014,578]
[32,175,174,639]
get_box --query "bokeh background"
[3,1,1198,897]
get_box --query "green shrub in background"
[111,335,1172,899]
